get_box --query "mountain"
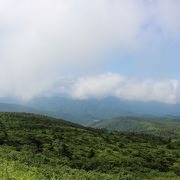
[0,103,39,113]
[25,96,180,124]
[89,116,180,138]
[0,112,179,179]
[26,97,133,124]
[2,96,180,124]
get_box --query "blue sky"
[1,0,180,103]
[102,41,180,79]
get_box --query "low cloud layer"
[70,73,180,104]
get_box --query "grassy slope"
[0,113,179,179]
[89,116,180,138]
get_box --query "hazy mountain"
[1,96,180,124]
[25,97,180,124]
[26,97,133,124]
[89,116,180,138]
[0,103,39,113]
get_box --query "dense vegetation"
[0,113,179,179]
[89,116,180,138]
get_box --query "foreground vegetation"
[0,113,179,179]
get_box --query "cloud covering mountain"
[70,73,180,104]
[1,0,180,102]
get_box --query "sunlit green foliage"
[0,112,179,179]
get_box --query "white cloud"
[153,0,180,38]
[0,0,146,100]
[70,73,180,104]
[0,1,180,100]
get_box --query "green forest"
[89,116,180,138]
[0,112,179,179]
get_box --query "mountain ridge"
[89,116,180,138]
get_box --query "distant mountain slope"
[0,112,179,179]
[89,116,180,138]
[27,97,133,124]
[0,103,39,113]
[26,97,180,124]
[3,96,180,125]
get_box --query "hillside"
[26,97,180,124]
[3,97,180,125]
[0,103,39,114]
[89,116,180,138]
[26,97,133,124]
[0,113,179,179]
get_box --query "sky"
[1,0,180,103]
